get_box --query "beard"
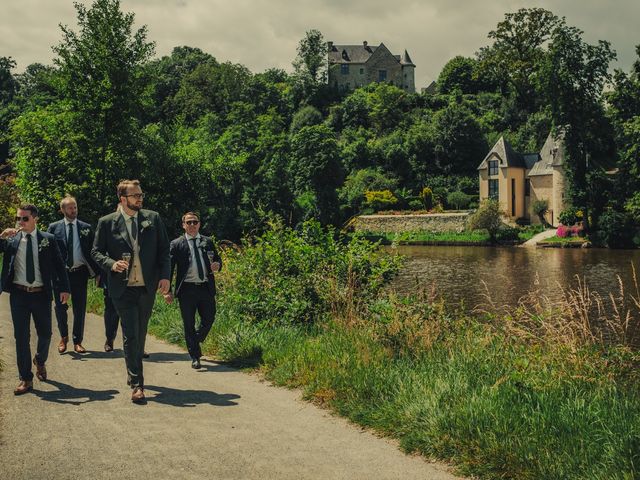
[126,199,142,211]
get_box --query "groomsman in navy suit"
[0,204,70,395]
[47,196,100,354]
[166,212,221,369]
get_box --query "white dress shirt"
[13,229,44,287]
[184,233,207,283]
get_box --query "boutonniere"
[80,228,91,237]
[140,220,152,231]
[38,237,50,251]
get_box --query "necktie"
[67,223,74,268]
[191,238,205,281]
[26,233,35,284]
[130,217,137,241]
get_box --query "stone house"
[477,132,566,225]
[327,41,415,93]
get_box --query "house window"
[378,70,387,81]
[525,179,530,196]
[489,179,499,199]
[359,68,364,75]
[341,64,349,75]
[488,160,498,176]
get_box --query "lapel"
[36,230,46,268]
[114,214,133,249]
[8,234,20,270]
[137,210,147,243]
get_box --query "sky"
[2,0,639,89]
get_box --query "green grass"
[538,235,588,246]
[362,230,492,245]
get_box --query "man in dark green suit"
[91,180,170,404]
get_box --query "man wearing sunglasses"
[91,180,170,404]
[165,212,221,369]
[47,196,100,355]
[0,205,70,395]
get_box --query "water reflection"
[388,246,640,309]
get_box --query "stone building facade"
[477,132,566,225]
[327,41,415,92]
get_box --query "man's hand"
[111,260,128,273]
[210,261,221,273]
[163,292,173,305]
[60,292,70,304]
[0,228,20,239]
[157,279,170,295]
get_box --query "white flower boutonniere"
[39,237,50,251]
[80,228,91,237]
[140,220,152,231]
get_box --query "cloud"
[1,0,638,89]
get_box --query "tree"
[0,57,18,164]
[51,0,155,219]
[468,199,504,243]
[289,124,343,224]
[292,29,327,85]
[477,8,564,116]
[539,24,616,229]
[437,56,495,94]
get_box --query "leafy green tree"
[539,24,616,229]
[289,124,343,224]
[291,29,329,107]
[50,0,155,218]
[437,56,496,94]
[477,8,564,116]
[469,198,504,243]
[338,168,398,216]
[0,57,19,164]
[290,105,323,134]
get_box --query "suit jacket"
[91,209,171,299]
[0,230,70,300]
[169,235,221,297]
[47,218,100,276]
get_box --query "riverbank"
[359,227,542,246]
[87,221,640,479]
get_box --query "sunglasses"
[184,220,200,225]
[124,193,145,199]
[15,216,31,222]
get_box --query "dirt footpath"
[0,295,461,480]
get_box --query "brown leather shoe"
[14,380,33,395]
[131,387,146,404]
[73,344,87,354]
[58,336,68,354]
[33,357,47,381]
[104,339,114,352]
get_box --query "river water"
[389,245,640,310]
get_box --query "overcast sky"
[2,0,639,89]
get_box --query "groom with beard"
[91,180,170,404]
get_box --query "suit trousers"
[10,289,52,381]
[103,288,120,342]
[177,283,216,359]
[54,266,89,344]
[111,286,155,388]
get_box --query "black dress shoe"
[191,358,201,369]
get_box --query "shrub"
[408,199,423,210]
[597,209,635,249]
[515,217,530,226]
[559,206,583,226]
[364,189,398,212]
[420,187,434,210]
[219,219,402,327]
[557,224,569,238]
[495,226,520,243]
[531,199,549,226]
[446,191,472,210]
[468,199,504,243]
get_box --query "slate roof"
[477,137,525,170]
[328,42,414,66]
[527,132,564,176]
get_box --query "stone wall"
[353,213,470,233]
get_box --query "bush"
[597,209,635,248]
[364,189,398,212]
[515,217,530,226]
[408,199,423,210]
[468,199,504,243]
[557,224,569,238]
[219,219,402,327]
[495,226,520,243]
[446,191,472,210]
[420,187,434,210]
[558,206,583,226]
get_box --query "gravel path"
[0,295,461,480]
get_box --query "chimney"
[363,41,368,48]
[327,41,334,51]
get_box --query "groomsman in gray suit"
[92,180,170,404]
